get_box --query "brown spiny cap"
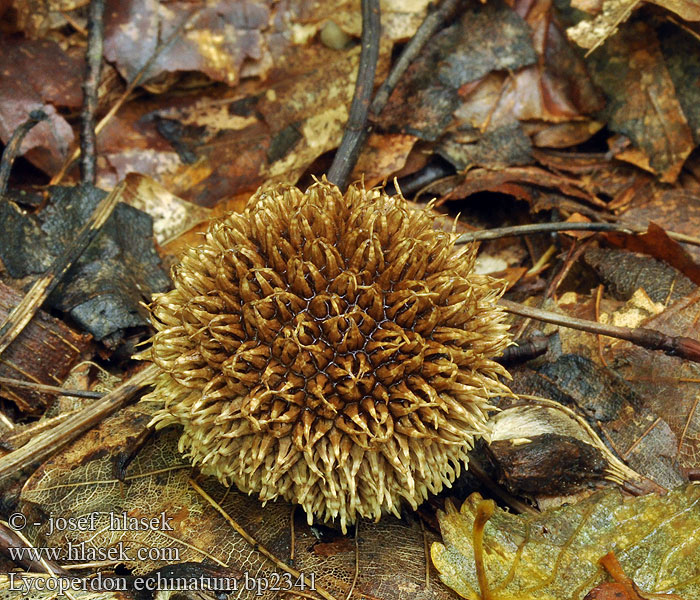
[145,178,511,532]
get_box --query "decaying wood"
[0,362,157,482]
[0,281,91,414]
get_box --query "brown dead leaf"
[96,42,391,206]
[103,1,273,87]
[613,289,700,471]
[0,35,83,172]
[566,0,637,51]
[378,0,537,141]
[649,0,700,19]
[661,25,700,145]
[619,189,700,263]
[10,0,89,38]
[438,165,601,206]
[605,222,700,287]
[585,21,694,182]
[351,132,417,187]
[120,173,211,245]
[19,403,456,600]
[584,247,697,304]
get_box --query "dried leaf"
[613,289,700,470]
[18,405,456,600]
[603,222,700,287]
[120,173,211,245]
[97,42,390,206]
[649,0,700,19]
[0,35,82,172]
[440,166,600,206]
[619,189,700,264]
[103,0,273,87]
[566,0,637,52]
[437,123,533,171]
[432,485,700,599]
[585,22,694,182]
[583,247,696,304]
[378,0,537,140]
[10,0,89,38]
[660,25,700,146]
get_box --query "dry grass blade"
[189,478,337,600]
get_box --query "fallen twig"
[0,376,104,399]
[369,0,460,117]
[455,221,700,247]
[0,363,157,482]
[0,181,125,358]
[499,298,700,364]
[51,9,201,185]
[329,0,460,190]
[327,0,381,190]
[0,110,48,197]
[79,0,105,185]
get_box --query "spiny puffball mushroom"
[145,178,511,532]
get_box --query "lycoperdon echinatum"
[144,178,511,532]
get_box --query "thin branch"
[327,0,381,190]
[454,221,700,246]
[51,9,201,185]
[0,376,104,399]
[0,110,48,197]
[329,0,461,190]
[0,181,125,358]
[369,0,460,116]
[80,0,105,185]
[0,363,157,482]
[499,298,700,364]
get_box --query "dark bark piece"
[0,281,91,414]
[488,433,609,496]
[0,185,171,348]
